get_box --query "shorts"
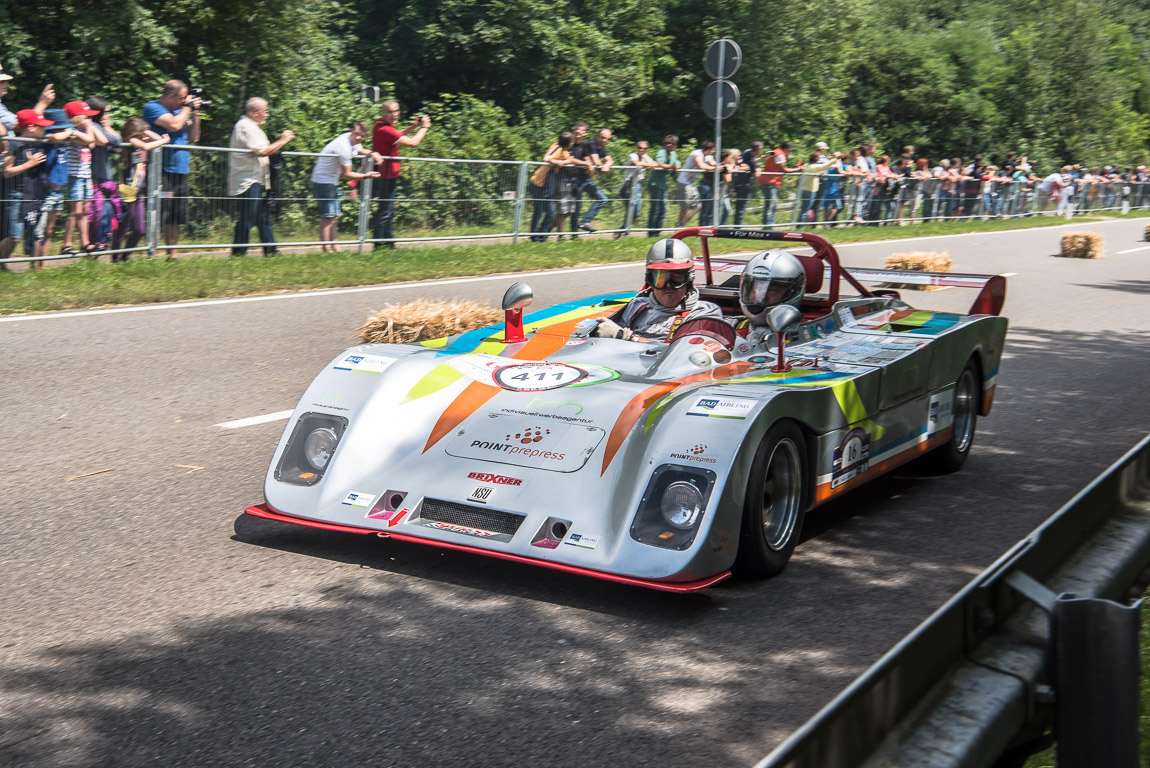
[556,180,576,215]
[68,176,93,203]
[161,171,190,225]
[677,182,700,210]
[822,194,843,210]
[2,191,22,240]
[312,182,340,218]
[43,187,66,212]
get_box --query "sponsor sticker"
[341,491,376,508]
[444,415,605,473]
[687,396,755,420]
[837,308,854,328]
[713,349,731,364]
[466,471,523,486]
[333,354,397,374]
[831,428,870,488]
[563,532,600,550]
[468,486,496,504]
[688,351,712,367]
[927,389,956,438]
[670,443,718,464]
[702,340,722,353]
[425,520,499,538]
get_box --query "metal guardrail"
[4,134,1150,263]
[756,434,1150,768]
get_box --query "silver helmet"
[644,238,695,290]
[739,249,806,324]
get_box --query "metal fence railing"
[3,135,1150,264]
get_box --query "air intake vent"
[421,499,526,537]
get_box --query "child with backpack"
[9,108,73,269]
[113,117,168,258]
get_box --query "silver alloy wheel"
[953,367,978,454]
[761,437,803,551]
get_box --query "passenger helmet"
[645,238,695,290]
[739,249,806,324]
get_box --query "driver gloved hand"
[592,318,633,341]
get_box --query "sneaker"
[579,223,597,233]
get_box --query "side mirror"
[501,282,533,343]
[766,305,802,372]
[766,305,802,333]
[502,282,533,311]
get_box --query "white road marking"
[0,262,642,323]
[3,216,1147,324]
[1116,245,1150,254]
[214,410,293,429]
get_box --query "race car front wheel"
[735,421,807,577]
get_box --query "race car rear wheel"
[921,359,980,474]
[735,421,807,577]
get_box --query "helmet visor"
[647,268,690,290]
[741,274,804,312]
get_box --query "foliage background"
[1,0,1148,169]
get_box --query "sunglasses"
[647,269,690,289]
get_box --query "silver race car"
[246,228,1008,592]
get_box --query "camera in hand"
[185,87,212,107]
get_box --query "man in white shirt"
[1038,167,1067,212]
[228,97,294,256]
[677,141,715,226]
[615,140,655,238]
[311,121,379,251]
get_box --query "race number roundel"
[493,363,588,392]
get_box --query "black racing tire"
[734,421,808,578]
[920,359,980,474]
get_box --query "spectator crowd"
[3,63,1150,267]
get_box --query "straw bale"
[883,250,953,290]
[357,299,503,344]
[1058,232,1104,259]
[1143,223,1150,241]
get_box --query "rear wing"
[673,227,1007,317]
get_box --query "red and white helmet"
[645,238,695,290]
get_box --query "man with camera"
[228,97,294,257]
[370,100,429,249]
[142,80,202,253]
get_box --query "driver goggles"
[647,268,690,290]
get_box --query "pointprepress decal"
[444,415,605,473]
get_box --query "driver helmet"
[645,238,695,291]
[739,249,806,324]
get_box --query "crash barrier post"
[356,157,374,254]
[755,433,1150,768]
[3,141,1150,263]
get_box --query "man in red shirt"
[757,141,803,226]
[371,100,430,249]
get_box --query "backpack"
[45,144,69,186]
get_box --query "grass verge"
[0,214,1135,315]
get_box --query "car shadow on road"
[1076,279,1150,294]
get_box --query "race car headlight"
[275,413,349,486]
[631,465,716,551]
[661,481,704,529]
[304,427,338,470]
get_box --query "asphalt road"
[3,218,1149,767]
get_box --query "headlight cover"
[275,413,349,486]
[631,464,716,550]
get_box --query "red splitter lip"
[244,504,731,594]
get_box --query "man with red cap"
[592,237,722,341]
